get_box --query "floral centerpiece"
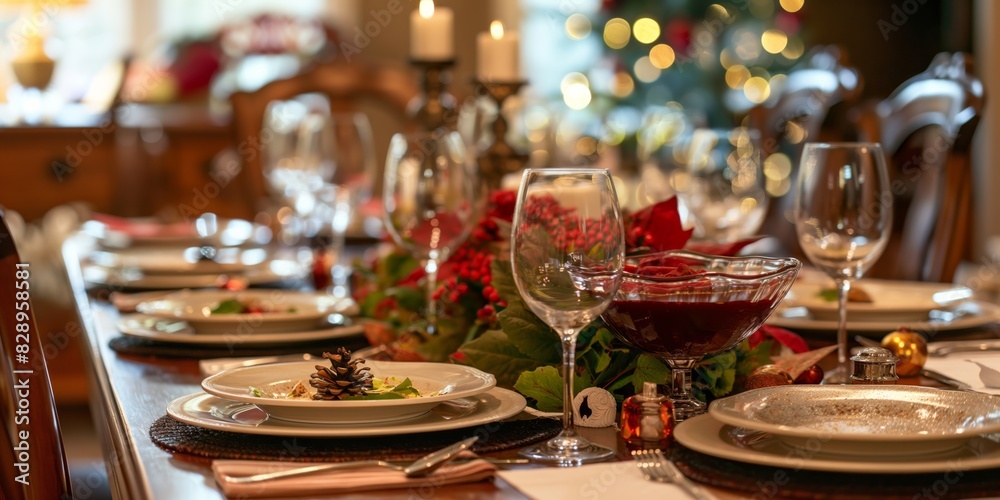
[353,190,806,409]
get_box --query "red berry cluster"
[520,194,619,254]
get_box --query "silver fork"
[631,449,714,500]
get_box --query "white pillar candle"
[477,21,520,82]
[410,0,454,61]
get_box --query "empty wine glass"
[383,131,477,333]
[794,142,892,382]
[511,168,625,465]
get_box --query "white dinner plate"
[116,314,365,346]
[82,259,307,289]
[88,247,271,275]
[709,385,1000,456]
[82,217,269,248]
[767,299,1000,333]
[136,290,354,333]
[167,388,526,437]
[785,279,972,321]
[675,413,1000,474]
[201,360,497,424]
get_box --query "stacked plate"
[118,289,363,346]
[769,271,1000,333]
[168,360,526,437]
[675,385,1000,473]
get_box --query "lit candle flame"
[490,20,504,40]
[419,0,434,19]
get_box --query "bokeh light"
[565,13,592,40]
[633,18,661,44]
[782,37,805,60]
[563,83,592,110]
[780,0,805,13]
[649,44,676,69]
[611,71,635,98]
[761,29,788,54]
[633,56,661,82]
[725,65,751,89]
[749,0,776,18]
[603,18,631,49]
[743,76,771,103]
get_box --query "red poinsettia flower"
[625,197,694,253]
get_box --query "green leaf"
[632,355,670,393]
[490,259,519,304]
[737,339,773,376]
[360,290,387,318]
[514,366,564,412]
[818,289,838,302]
[458,330,546,386]
[695,350,737,398]
[499,303,561,364]
[210,299,244,315]
[381,252,420,284]
[387,286,424,312]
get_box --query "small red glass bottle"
[621,382,674,447]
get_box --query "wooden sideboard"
[0,102,245,404]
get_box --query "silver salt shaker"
[850,347,899,384]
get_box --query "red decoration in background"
[625,197,694,253]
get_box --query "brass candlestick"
[408,59,458,131]
[474,79,529,190]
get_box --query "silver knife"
[928,340,1000,356]
[921,369,974,391]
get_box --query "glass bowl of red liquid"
[601,250,800,421]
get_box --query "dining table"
[60,235,1000,499]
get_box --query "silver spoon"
[223,436,479,484]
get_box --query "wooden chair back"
[752,46,863,253]
[857,52,983,282]
[0,211,72,499]
[230,59,419,215]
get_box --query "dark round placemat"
[109,335,369,359]
[672,445,1000,499]
[150,415,560,462]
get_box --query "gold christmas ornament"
[745,364,793,390]
[880,328,928,377]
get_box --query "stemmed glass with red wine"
[602,250,800,421]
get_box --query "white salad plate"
[709,385,1000,456]
[136,290,355,333]
[116,314,364,346]
[782,278,972,322]
[82,259,308,289]
[200,360,497,424]
[167,388,525,437]
[675,413,1000,474]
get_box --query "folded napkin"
[212,458,497,498]
[924,351,1000,395]
[498,461,686,499]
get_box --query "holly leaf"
[737,339,773,376]
[695,350,738,398]
[514,365,592,411]
[458,330,545,386]
[632,354,670,393]
[386,286,424,312]
[499,302,561,364]
[490,258,519,304]
[514,366,564,412]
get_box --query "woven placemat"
[150,415,561,462]
[109,335,369,359]
[673,445,1000,499]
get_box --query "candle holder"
[474,79,530,190]
[408,58,458,131]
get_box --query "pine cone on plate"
[310,348,373,400]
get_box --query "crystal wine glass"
[383,131,477,333]
[794,142,892,382]
[602,251,800,421]
[511,168,625,465]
